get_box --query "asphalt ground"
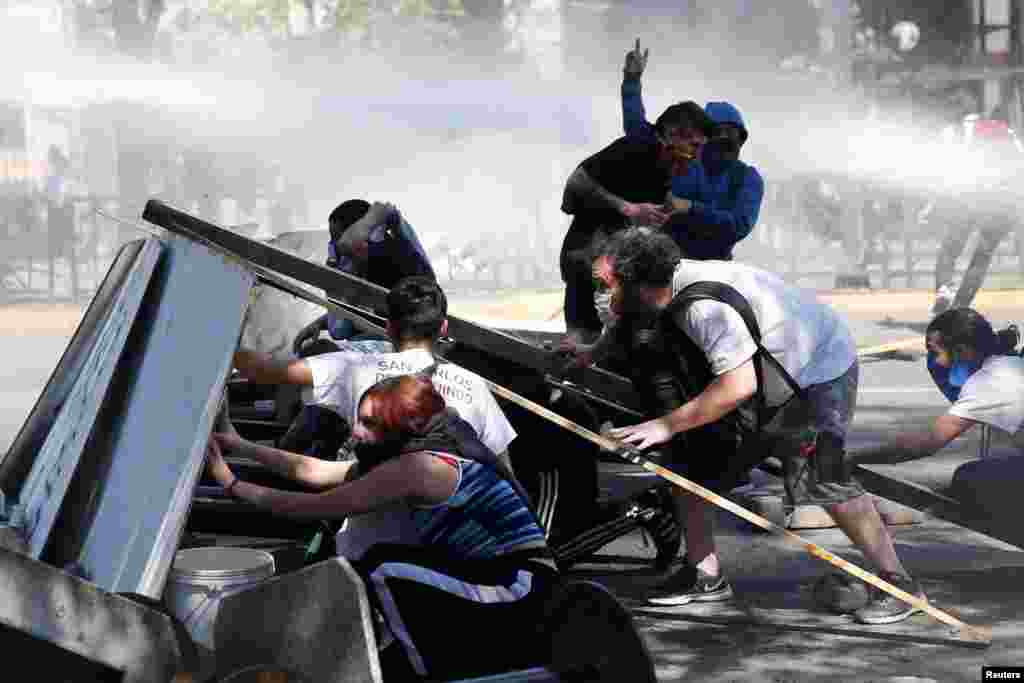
[2,288,1023,681]
[573,351,1024,682]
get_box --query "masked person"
[232,276,626,568]
[556,98,714,570]
[859,309,1024,463]
[294,199,435,351]
[621,39,764,261]
[232,275,516,499]
[206,374,558,680]
[569,228,926,625]
[276,201,436,459]
[559,100,713,343]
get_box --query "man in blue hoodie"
[621,39,764,261]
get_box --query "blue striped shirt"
[412,456,546,559]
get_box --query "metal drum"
[165,547,276,666]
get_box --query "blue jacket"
[621,79,764,260]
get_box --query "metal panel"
[0,547,187,683]
[11,240,164,558]
[70,235,254,597]
[141,200,642,408]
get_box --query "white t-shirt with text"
[305,346,516,455]
[302,343,517,560]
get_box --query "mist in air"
[0,0,1002,278]
[1,0,1008,444]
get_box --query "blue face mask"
[948,359,982,387]
[703,137,740,168]
[329,239,363,274]
[326,240,351,272]
[927,351,960,403]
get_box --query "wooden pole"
[480,376,992,647]
[856,336,924,357]
[161,214,987,644]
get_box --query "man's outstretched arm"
[234,348,315,386]
[609,358,758,450]
[622,79,655,140]
[853,414,976,464]
[621,38,655,140]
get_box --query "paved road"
[0,335,74,454]
[1,292,1022,682]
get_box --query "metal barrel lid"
[168,547,276,581]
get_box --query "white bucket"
[164,547,275,656]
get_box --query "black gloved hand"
[293,315,327,356]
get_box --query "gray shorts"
[777,360,867,509]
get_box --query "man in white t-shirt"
[861,309,1024,460]
[566,228,923,625]
[231,276,516,559]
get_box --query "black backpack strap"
[665,281,806,429]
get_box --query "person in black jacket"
[559,102,714,343]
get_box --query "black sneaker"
[853,572,926,625]
[648,561,733,606]
[635,489,682,571]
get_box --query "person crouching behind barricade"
[295,199,436,351]
[857,308,1024,463]
[206,374,559,680]
[563,227,927,625]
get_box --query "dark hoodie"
[621,80,764,260]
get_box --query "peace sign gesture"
[624,38,649,80]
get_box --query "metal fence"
[0,196,142,303]
[4,184,1022,304]
[738,178,1024,291]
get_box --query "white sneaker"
[931,284,955,316]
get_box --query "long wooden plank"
[142,200,642,409]
[145,202,995,643]
[857,337,925,357]
[480,377,993,646]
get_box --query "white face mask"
[594,288,617,327]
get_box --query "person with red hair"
[206,373,558,680]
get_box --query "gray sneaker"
[853,572,927,625]
[648,561,733,606]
